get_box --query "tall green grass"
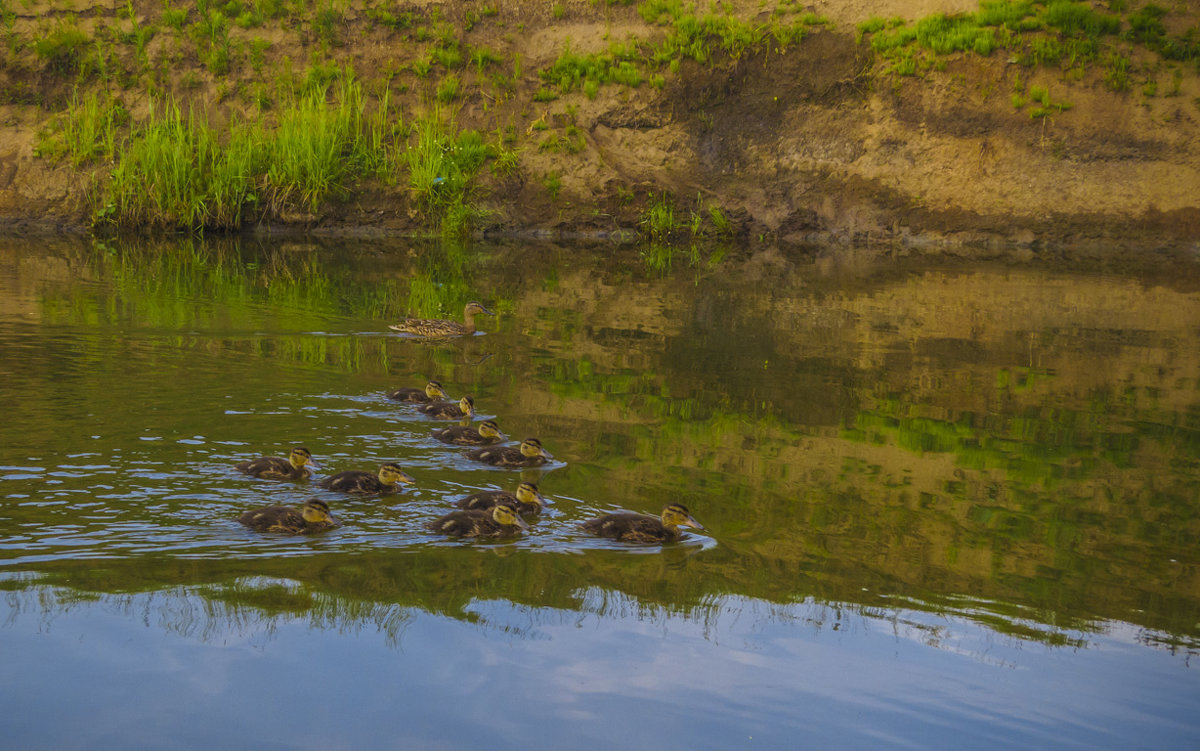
[403,109,493,237]
[101,74,399,231]
[57,90,128,166]
[105,99,252,230]
[263,76,367,213]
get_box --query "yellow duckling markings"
[238,499,339,535]
[454,481,547,515]
[387,380,449,403]
[419,395,476,420]
[317,463,416,494]
[579,504,704,543]
[432,419,505,446]
[465,437,550,467]
[425,504,530,538]
[234,446,318,480]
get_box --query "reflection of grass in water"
[204,578,315,614]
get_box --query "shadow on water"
[0,233,1199,657]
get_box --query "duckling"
[317,462,415,494]
[432,419,504,446]
[389,301,494,338]
[455,481,546,515]
[465,437,550,468]
[234,446,318,480]
[580,504,703,543]
[425,504,530,538]
[238,499,338,535]
[419,395,475,420]
[387,380,449,404]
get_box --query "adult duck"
[389,301,494,338]
[580,504,703,543]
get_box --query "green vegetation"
[403,110,493,237]
[857,0,1200,88]
[2,0,1197,237]
[538,1,829,97]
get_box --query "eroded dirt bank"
[1,1,1198,249]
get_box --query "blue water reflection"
[2,583,1196,750]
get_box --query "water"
[1,236,1198,749]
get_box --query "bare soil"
[1,0,1199,249]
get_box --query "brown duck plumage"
[454,481,546,515]
[234,447,317,480]
[317,463,415,494]
[580,504,703,543]
[387,380,449,403]
[432,419,504,446]
[465,437,550,468]
[419,395,475,420]
[238,499,338,535]
[425,504,530,538]
[389,302,494,338]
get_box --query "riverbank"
[1,1,1198,248]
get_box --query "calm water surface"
[1,236,1198,749]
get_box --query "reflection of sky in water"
[2,586,1195,750]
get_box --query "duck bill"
[399,471,416,485]
[515,515,531,530]
[306,459,321,469]
[683,517,704,530]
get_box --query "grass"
[96,72,409,232]
[58,90,129,166]
[402,109,492,237]
[858,0,1199,83]
[539,2,829,96]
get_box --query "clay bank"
[1,0,1198,249]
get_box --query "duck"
[387,380,449,403]
[432,419,504,446]
[580,503,703,543]
[234,446,318,480]
[465,437,550,468]
[454,481,546,515]
[419,395,475,420]
[317,462,415,494]
[389,301,494,338]
[425,504,530,538]
[237,499,338,535]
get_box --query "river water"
[1,235,1197,749]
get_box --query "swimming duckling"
[465,437,550,468]
[317,462,415,494]
[419,395,475,420]
[425,504,530,538]
[580,504,703,543]
[234,446,318,480]
[389,301,494,338]
[237,499,338,535]
[454,481,546,515]
[387,380,449,404]
[432,419,504,446]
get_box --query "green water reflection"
[1,234,1198,650]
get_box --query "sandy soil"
[0,0,1198,248]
